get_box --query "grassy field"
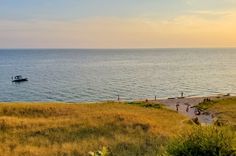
[0,98,235,156]
[196,97,236,126]
[0,102,190,156]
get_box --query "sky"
[0,0,236,48]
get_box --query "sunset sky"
[1,0,236,48]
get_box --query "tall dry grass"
[0,102,189,156]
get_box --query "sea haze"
[0,48,236,102]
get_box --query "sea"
[0,48,236,102]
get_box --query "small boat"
[12,75,28,82]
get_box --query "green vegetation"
[127,101,163,109]
[167,126,235,156]
[0,102,188,156]
[89,147,109,156]
[195,99,217,111]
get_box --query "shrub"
[89,147,109,156]
[0,119,8,131]
[195,99,216,111]
[127,101,162,109]
[167,126,235,156]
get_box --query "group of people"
[203,98,211,102]
[176,102,201,115]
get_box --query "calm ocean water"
[0,49,236,102]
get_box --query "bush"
[167,126,235,156]
[88,147,109,156]
[127,101,162,109]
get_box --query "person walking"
[176,103,180,112]
[186,104,190,112]
[117,95,120,101]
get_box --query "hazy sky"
[1,0,236,48]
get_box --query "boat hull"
[12,78,28,82]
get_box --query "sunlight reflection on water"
[0,48,236,102]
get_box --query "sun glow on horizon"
[0,0,236,48]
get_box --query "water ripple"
[0,49,236,102]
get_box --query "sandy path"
[148,95,232,124]
[158,97,212,124]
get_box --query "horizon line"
[1,47,236,50]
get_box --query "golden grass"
[197,97,236,126]
[208,97,236,126]
[0,102,190,156]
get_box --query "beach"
[147,94,233,124]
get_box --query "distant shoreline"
[0,93,234,103]
[0,94,234,125]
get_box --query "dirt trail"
[159,97,213,124]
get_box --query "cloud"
[183,0,236,5]
[186,10,230,19]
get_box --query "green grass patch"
[194,99,217,111]
[127,101,162,109]
[167,126,236,156]
[194,97,236,127]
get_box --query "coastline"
[0,95,235,155]
[0,94,236,124]
[0,94,234,125]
